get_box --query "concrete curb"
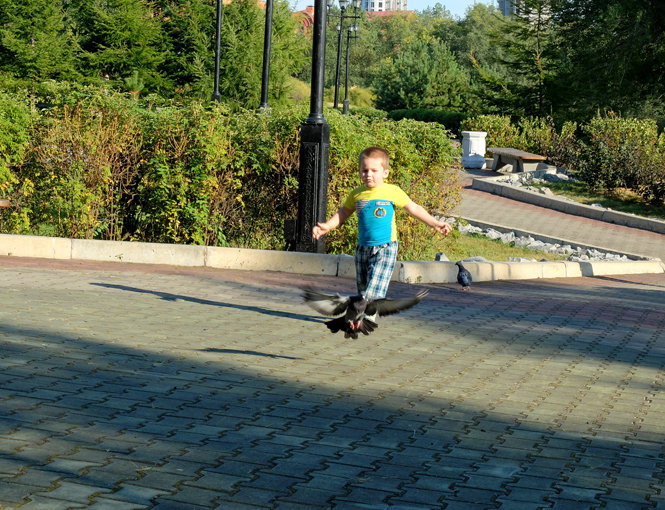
[1,233,663,285]
[471,175,665,234]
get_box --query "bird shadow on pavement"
[200,348,302,360]
[90,282,325,324]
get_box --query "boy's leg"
[362,241,398,301]
[355,245,369,296]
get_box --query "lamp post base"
[294,122,330,253]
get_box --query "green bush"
[388,109,468,134]
[348,86,375,108]
[349,106,388,122]
[1,91,463,257]
[17,91,144,239]
[517,116,580,169]
[577,112,665,204]
[0,92,33,191]
[460,114,521,150]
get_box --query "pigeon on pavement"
[303,288,429,339]
[456,261,472,291]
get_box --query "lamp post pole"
[332,0,348,109]
[294,0,329,253]
[211,0,223,102]
[259,0,274,110]
[342,22,358,114]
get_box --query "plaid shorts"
[355,241,398,300]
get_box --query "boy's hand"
[312,222,330,240]
[434,221,452,236]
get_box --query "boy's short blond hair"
[359,146,390,171]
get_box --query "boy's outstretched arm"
[312,206,354,240]
[403,201,452,235]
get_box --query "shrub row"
[388,109,468,136]
[461,113,665,204]
[0,87,462,260]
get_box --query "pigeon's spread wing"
[303,288,350,316]
[368,290,429,317]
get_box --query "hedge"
[0,86,463,260]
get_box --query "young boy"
[312,146,452,305]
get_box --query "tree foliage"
[373,37,470,111]
[0,0,80,80]
[553,0,665,122]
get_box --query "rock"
[543,173,570,182]
[464,256,490,262]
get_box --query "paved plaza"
[1,257,665,509]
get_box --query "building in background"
[362,0,407,12]
[498,0,516,16]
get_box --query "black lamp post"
[329,0,361,111]
[211,0,223,102]
[342,21,359,114]
[294,0,330,253]
[332,0,348,109]
[259,0,274,110]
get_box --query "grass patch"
[532,180,665,221]
[412,231,566,262]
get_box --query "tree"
[553,0,665,123]
[489,0,559,117]
[156,0,215,99]
[437,3,511,114]
[373,36,470,111]
[0,0,79,80]
[217,0,306,108]
[70,0,167,93]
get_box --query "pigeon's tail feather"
[359,318,378,335]
[325,317,377,339]
[325,317,346,334]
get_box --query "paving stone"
[2,260,665,509]
[34,480,112,503]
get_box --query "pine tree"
[490,0,559,117]
[71,0,167,93]
[373,37,469,111]
[0,0,79,80]
[554,0,665,122]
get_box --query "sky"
[293,0,493,19]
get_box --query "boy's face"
[359,156,389,188]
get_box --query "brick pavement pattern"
[1,257,665,509]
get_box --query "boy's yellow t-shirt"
[343,183,411,246]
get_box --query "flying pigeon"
[456,261,472,291]
[303,288,429,339]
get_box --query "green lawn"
[532,180,665,221]
[418,231,566,262]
